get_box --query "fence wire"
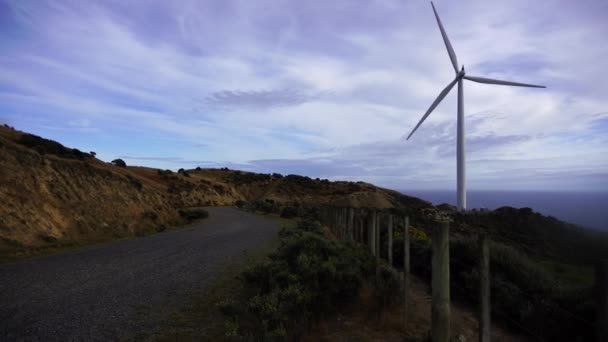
[320,207,599,341]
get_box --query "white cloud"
[1,0,607,190]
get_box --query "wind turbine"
[407,2,545,212]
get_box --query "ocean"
[402,190,608,231]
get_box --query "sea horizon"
[401,189,608,231]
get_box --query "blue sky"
[1,0,607,191]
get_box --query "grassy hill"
[1,124,606,266]
[0,125,430,259]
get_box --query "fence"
[318,206,607,342]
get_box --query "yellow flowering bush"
[394,225,430,241]
[409,226,430,241]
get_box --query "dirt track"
[0,207,277,341]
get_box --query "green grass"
[536,258,594,285]
[258,212,298,229]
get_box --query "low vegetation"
[388,232,595,341]
[219,217,402,340]
[17,133,92,160]
[111,158,127,167]
[177,207,210,222]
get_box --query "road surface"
[0,207,277,341]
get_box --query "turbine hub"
[457,66,466,78]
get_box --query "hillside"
[2,124,606,265]
[0,126,183,258]
[0,125,431,259]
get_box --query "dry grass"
[1,125,432,261]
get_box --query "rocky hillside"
[0,126,184,258]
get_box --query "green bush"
[280,205,299,218]
[232,222,375,340]
[295,217,322,233]
[111,158,127,167]
[373,263,402,311]
[229,171,271,185]
[284,174,319,189]
[17,133,91,160]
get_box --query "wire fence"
[317,205,603,342]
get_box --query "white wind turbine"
[407,2,545,211]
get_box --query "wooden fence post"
[388,214,393,266]
[478,234,490,342]
[368,210,375,256]
[340,207,345,239]
[432,220,450,342]
[597,259,608,342]
[343,208,347,239]
[375,211,381,258]
[403,216,410,330]
[348,207,355,242]
[353,209,358,243]
[334,207,338,232]
[359,212,364,244]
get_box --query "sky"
[1,0,607,192]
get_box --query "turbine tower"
[407,2,545,212]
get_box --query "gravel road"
[0,207,278,341]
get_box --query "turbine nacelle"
[457,66,465,79]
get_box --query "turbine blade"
[407,77,459,140]
[431,2,459,73]
[464,75,546,88]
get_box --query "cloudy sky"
[1,0,607,191]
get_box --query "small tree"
[90,151,96,157]
[111,158,127,167]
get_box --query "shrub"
[229,171,271,185]
[157,169,173,178]
[17,133,91,160]
[373,263,403,311]
[232,223,375,339]
[250,199,279,214]
[296,217,322,233]
[111,158,127,167]
[280,205,299,218]
[142,211,159,221]
[234,200,246,208]
[178,207,210,221]
[284,174,318,189]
